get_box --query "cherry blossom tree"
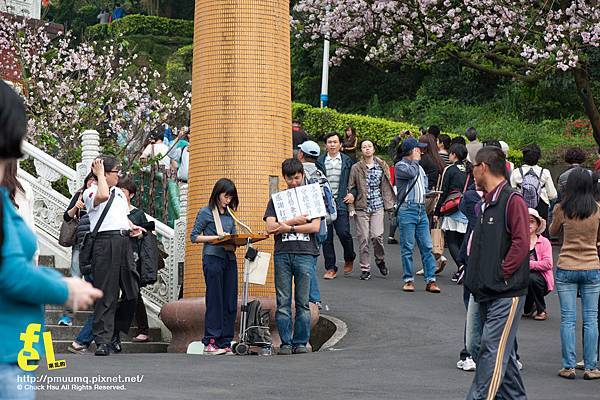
[293,0,600,145]
[0,13,191,167]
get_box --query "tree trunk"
[573,67,600,148]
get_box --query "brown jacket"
[549,203,600,270]
[347,157,395,213]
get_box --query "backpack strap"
[212,207,225,236]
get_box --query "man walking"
[395,138,440,293]
[85,156,144,356]
[464,146,530,400]
[317,132,356,279]
[264,158,321,354]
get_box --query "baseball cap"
[400,137,428,155]
[298,140,321,157]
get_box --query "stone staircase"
[17,131,190,354]
[45,306,169,354]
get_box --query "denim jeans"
[0,364,35,400]
[70,244,81,278]
[309,255,321,303]
[466,294,482,361]
[76,273,95,346]
[556,268,600,369]
[274,253,313,347]
[396,202,436,283]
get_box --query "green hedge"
[87,15,193,40]
[292,102,418,152]
[294,102,526,164]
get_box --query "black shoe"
[292,345,309,354]
[360,271,371,280]
[110,335,122,353]
[454,265,466,285]
[376,261,389,277]
[387,237,398,244]
[94,343,111,356]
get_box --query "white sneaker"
[517,359,523,370]
[416,269,424,276]
[462,357,476,371]
[456,359,464,369]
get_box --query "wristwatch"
[290,225,296,234]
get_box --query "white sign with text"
[1,0,41,19]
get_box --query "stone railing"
[17,130,186,316]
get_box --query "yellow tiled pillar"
[184,0,291,298]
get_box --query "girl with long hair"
[190,178,241,355]
[418,134,445,191]
[549,168,600,379]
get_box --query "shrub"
[166,45,193,94]
[292,102,418,151]
[87,15,193,40]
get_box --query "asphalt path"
[38,231,598,400]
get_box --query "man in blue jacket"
[395,138,441,293]
[317,132,356,279]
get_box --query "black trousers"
[444,230,465,268]
[134,291,149,335]
[524,271,548,314]
[323,210,356,271]
[92,234,139,345]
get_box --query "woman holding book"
[347,140,395,280]
[190,178,240,355]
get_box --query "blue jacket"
[0,188,68,364]
[316,152,356,212]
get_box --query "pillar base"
[160,297,319,352]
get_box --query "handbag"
[58,211,79,247]
[431,221,445,256]
[79,191,115,275]
[439,174,470,216]
[425,175,442,216]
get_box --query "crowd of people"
[2,70,600,398]
[291,120,600,396]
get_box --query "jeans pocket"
[555,268,569,283]
[585,269,600,284]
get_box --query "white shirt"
[510,164,558,205]
[83,185,130,232]
[142,142,171,168]
[178,147,189,182]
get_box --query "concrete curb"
[318,314,348,351]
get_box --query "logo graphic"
[18,323,67,371]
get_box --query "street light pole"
[320,39,329,108]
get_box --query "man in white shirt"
[84,156,145,356]
[316,132,356,279]
[140,129,171,169]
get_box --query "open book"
[271,183,326,222]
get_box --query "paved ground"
[38,234,598,400]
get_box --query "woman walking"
[190,178,241,355]
[433,143,470,274]
[347,140,395,280]
[549,168,600,380]
[523,208,554,321]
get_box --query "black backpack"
[245,300,272,346]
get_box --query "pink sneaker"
[204,340,226,355]
[223,347,234,355]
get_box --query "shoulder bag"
[79,191,115,276]
[439,173,471,216]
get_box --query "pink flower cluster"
[0,14,191,163]
[293,0,600,72]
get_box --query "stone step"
[52,340,168,354]
[45,325,162,342]
[45,310,94,326]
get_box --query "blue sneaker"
[58,315,73,326]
